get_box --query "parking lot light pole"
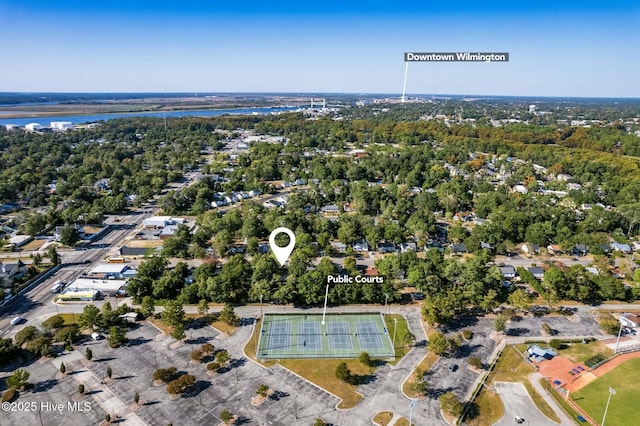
[602,387,616,426]
[384,294,388,315]
[393,318,398,351]
[614,318,624,354]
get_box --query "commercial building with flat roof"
[65,278,127,297]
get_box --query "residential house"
[619,313,639,329]
[547,244,563,255]
[321,204,340,215]
[500,266,517,279]
[400,242,417,253]
[352,241,369,252]
[611,242,632,253]
[0,261,27,287]
[451,243,467,255]
[378,242,397,253]
[526,267,545,280]
[330,241,347,253]
[573,244,589,256]
[521,243,540,255]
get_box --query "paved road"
[494,381,558,426]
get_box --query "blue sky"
[1,1,638,97]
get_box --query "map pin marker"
[269,227,296,266]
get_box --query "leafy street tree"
[166,374,196,395]
[358,352,373,367]
[60,362,66,374]
[106,366,112,379]
[256,384,269,397]
[42,315,65,331]
[335,362,352,383]
[134,392,140,405]
[85,348,93,361]
[440,391,463,416]
[427,332,449,356]
[220,409,233,423]
[153,367,178,383]
[107,326,126,348]
[78,383,85,394]
[197,299,209,316]
[162,300,185,327]
[78,305,102,330]
[7,369,30,390]
[494,314,507,332]
[14,326,38,347]
[171,323,186,340]
[47,246,60,265]
[140,296,155,318]
[215,349,230,365]
[218,304,240,326]
[60,225,81,246]
[508,288,532,312]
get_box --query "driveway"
[493,381,558,426]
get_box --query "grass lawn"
[20,239,46,251]
[557,340,613,364]
[373,411,394,425]
[473,388,504,426]
[384,314,413,362]
[402,351,439,397]
[392,417,413,426]
[467,346,560,424]
[58,313,79,325]
[572,358,640,426]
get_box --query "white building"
[25,123,42,132]
[65,278,127,297]
[51,121,73,131]
[143,216,173,228]
[87,264,137,279]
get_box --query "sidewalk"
[529,372,575,426]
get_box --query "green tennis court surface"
[257,313,395,359]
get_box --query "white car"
[10,316,24,325]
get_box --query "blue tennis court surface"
[257,313,395,359]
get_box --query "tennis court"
[257,313,395,360]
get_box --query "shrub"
[541,323,552,334]
[7,369,29,390]
[358,352,373,367]
[153,367,178,383]
[134,392,140,405]
[78,384,85,394]
[166,374,195,395]
[206,362,221,371]
[106,366,112,379]
[468,356,483,369]
[220,409,233,423]
[85,348,93,361]
[256,384,269,397]
[461,329,473,340]
[549,339,563,350]
[335,362,351,383]
[1,389,16,403]
[60,362,66,374]
[494,314,506,332]
[201,343,214,355]
[105,413,111,423]
[190,350,203,362]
